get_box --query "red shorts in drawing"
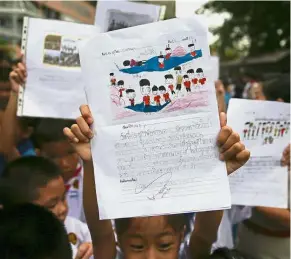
[168,85,174,91]
[281,128,286,136]
[143,95,150,106]
[184,81,191,89]
[129,98,135,106]
[199,78,206,85]
[119,88,125,97]
[163,93,171,102]
[190,51,196,57]
[159,63,164,69]
[192,78,198,85]
[165,53,171,60]
[154,95,161,105]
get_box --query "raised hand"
[9,58,26,93]
[63,105,94,161]
[217,112,250,175]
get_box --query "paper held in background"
[17,17,99,119]
[227,98,290,208]
[80,16,231,219]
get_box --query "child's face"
[40,140,79,182]
[158,57,164,63]
[196,72,203,78]
[141,85,151,96]
[153,90,157,95]
[127,92,136,99]
[118,216,183,259]
[160,90,166,94]
[34,176,68,222]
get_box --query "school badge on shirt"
[68,232,78,245]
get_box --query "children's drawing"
[43,34,81,68]
[118,47,202,74]
[242,119,290,145]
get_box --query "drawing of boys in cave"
[140,79,151,111]
[165,44,172,60]
[174,66,183,95]
[152,85,161,106]
[165,74,175,95]
[159,85,171,103]
[188,43,196,57]
[196,68,206,86]
[117,80,126,98]
[158,54,165,69]
[110,73,116,86]
[183,75,191,92]
[126,89,136,107]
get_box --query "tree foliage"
[203,1,290,60]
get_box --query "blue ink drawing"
[125,101,170,113]
[119,49,202,74]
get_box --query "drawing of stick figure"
[243,122,249,139]
[286,122,290,134]
[274,122,280,137]
[247,123,253,139]
[269,122,274,134]
[262,122,266,137]
[265,122,270,134]
[263,137,268,145]
[269,136,274,144]
[280,124,285,137]
[252,126,256,139]
[256,122,261,137]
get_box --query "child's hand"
[9,59,26,93]
[217,112,250,175]
[281,144,290,172]
[75,242,93,259]
[63,105,94,162]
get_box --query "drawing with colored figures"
[242,120,290,145]
[109,40,210,120]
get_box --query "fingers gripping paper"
[80,17,230,219]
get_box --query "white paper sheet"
[227,99,290,208]
[18,17,99,119]
[80,16,231,219]
[94,0,164,32]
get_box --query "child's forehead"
[128,216,173,233]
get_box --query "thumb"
[75,243,88,259]
[219,112,227,128]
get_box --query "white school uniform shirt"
[65,216,92,259]
[66,163,86,222]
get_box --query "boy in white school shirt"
[1,156,93,259]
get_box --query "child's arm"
[189,113,250,258]
[253,207,290,228]
[0,62,26,160]
[64,105,116,259]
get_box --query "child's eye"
[158,243,173,251]
[130,244,144,251]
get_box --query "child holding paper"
[63,104,250,259]
[235,75,290,259]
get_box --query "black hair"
[117,80,124,86]
[164,74,174,79]
[139,79,150,87]
[136,61,143,66]
[159,85,166,91]
[115,214,186,237]
[188,43,194,47]
[183,75,189,79]
[0,203,72,259]
[165,47,171,50]
[174,66,181,71]
[152,85,158,91]
[32,118,74,148]
[187,69,194,73]
[158,55,164,59]
[262,74,290,103]
[109,73,114,76]
[2,156,62,202]
[123,60,130,66]
[126,89,135,94]
[196,68,203,73]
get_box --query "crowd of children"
[0,56,289,259]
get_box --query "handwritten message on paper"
[230,156,288,208]
[114,114,223,203]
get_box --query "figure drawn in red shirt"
[165,74,175,95]
[183,75,191,92]
[159,85,171,103]
[158,54,165,69]
[196,68,207,86]
[110,72,116,86]
[187,69,197,86]
[126,89,136,107]
[139,79,151,112]
[117,80,126,98]
[165,44,172,60]
[188,43,196,57]
[152,85,161,106]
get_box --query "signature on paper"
[134,172,172,200]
